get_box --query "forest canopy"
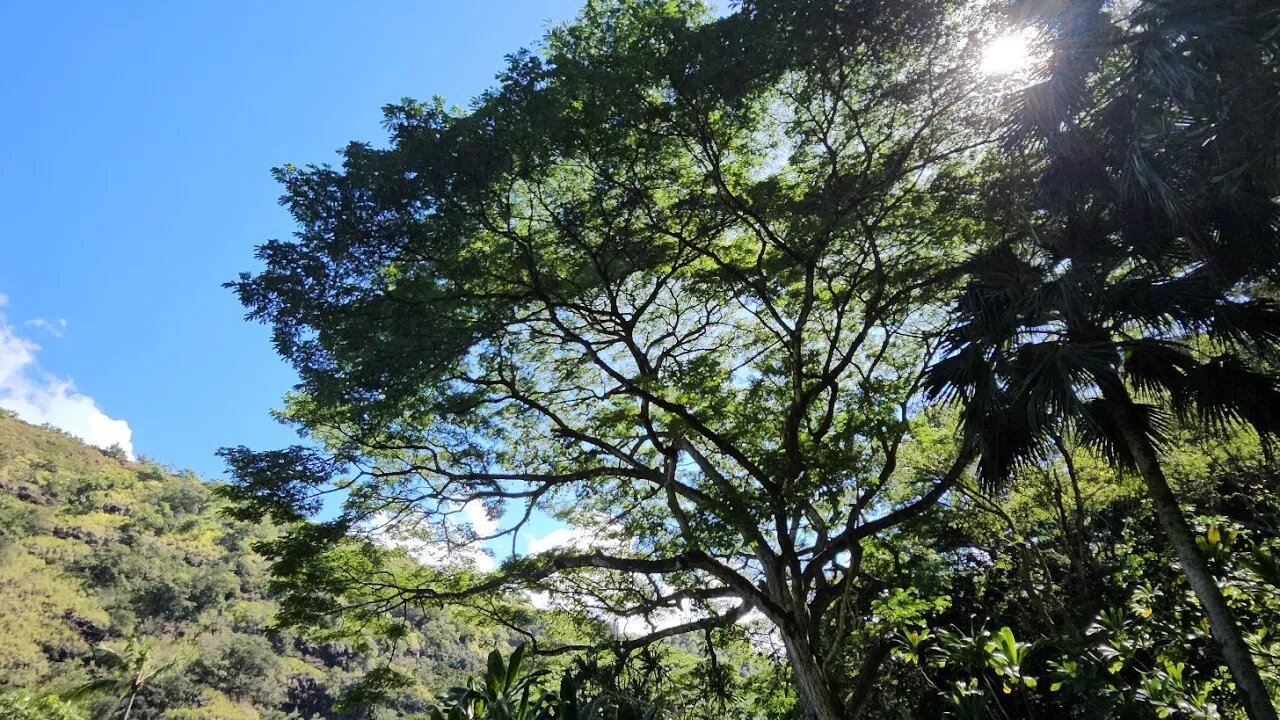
[0,413,536,720]
[214,0,1280,719]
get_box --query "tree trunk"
[1054,435,1093,594]
[122,691,138,720]
[782,634,846,720]
[1109,398,1278,720]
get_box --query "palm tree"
[928,1,1280,718]
[72,640,177,720]
[928,247,1280,716]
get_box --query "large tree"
[926,1,1280,718]
[221,1,1008,717]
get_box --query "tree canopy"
[220,0,1280,718]
[925,2,1280,715]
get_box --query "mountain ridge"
[0,411,516,719]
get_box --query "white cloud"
[462,500,498,537]
[523,524,701,632]
[615,598,705,637]
[521,524,772,643]
[0,310,133,458]
[527,590,554,610]
[526,526,597,555]
[367,512,497,572]
[399,536,497,572]
[24,318,67,338]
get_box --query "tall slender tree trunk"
[782,634,845,720]
[122,690,138,720]
[1054,435,1093,593]
[1109,397,1278,720]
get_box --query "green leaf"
[488,649,506,691]
[506,643,527,692]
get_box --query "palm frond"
[1174,356,1280,436]
[67,677,125,700]
[1210,298,1280,352]
[967,405,1051,495]
[1076,398,1170,470]
[923,343,990,404]
[960,374,1060,495]
[1010,340,1116,420]
[1121,339,1195,399]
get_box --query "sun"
[981,29,1037,76]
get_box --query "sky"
[0,1,584,479]
[0,1,1023,631]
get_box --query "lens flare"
[982,30,1036,76]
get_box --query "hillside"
[0,413,516,719]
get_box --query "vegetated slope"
[0,412,514,719]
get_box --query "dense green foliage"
[218,0,1280,718]
[874,426,1280,718]
[11,406,1279,717]
[0,693,87,720]
[5,0,1279,718]
[925,1,1280,716]
[221,1,1003,717]
[0,414,528,718]
[0,413,779,718]
[422,645,659,720]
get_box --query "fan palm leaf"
[929,0,1280,716]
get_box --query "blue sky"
[0,1,583,481]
